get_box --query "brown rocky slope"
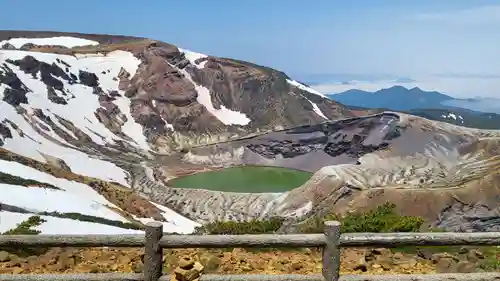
[1,245,498,275]
[1,30,500,234]
[0,30,355,153]
[0,30,356,233]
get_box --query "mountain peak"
[385,85,408,91]
[329,84,454,112]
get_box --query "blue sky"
[2,0,500,97]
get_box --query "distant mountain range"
[328,86,460,111]
[328,86,500,129]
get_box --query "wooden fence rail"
[0,221,499,281]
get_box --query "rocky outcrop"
[78,70,98,87]
[172,257,204,281]
[0,122,12,146]
[0,31,360,154]
[115,43,357,151]
[433,201,500,232]
[0,64,30,106]
[247,139,326,159]
[8,55,74,86]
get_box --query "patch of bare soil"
[0,246,496,275]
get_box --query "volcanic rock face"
[0,32,351,155]
[433,201,500,232]
[1,31,500,233]
[182,113,401,172]
[119,43,354,152]
[0,31,359,234]
[149,112,500,229]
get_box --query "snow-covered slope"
[1,36,99,48]
[1,49,149,149]
[0,155,200,234]
[0,32,357,234]
[0,40,203,233]
[0,212,140,235]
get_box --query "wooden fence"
[0,221,499,281]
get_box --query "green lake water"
[167,166,312,193]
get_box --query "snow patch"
[0,211,28,233]
[0,36,99,48]
[287,79,327,98]
[152,100,174,131]
[0,211,143,235]
[441,113,464,123]
[0,49,156,185]
[300,95,328,119]
[36,216,143,235]
[0,183,129,222]
[0,159,121,208]
[0,86,130,186]
[0,49,149,151]
[176,66,251,126]
[132,202,200,234]
[73,50,150,150]
[179,48,208,69]
[0,160,198,234]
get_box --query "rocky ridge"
[1,31,500,234]
[0,30,356,234]
[0,30,352,153]
[130,112,500,231]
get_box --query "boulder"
[0,251,10,262]
[171,257,204,281]
[1,42,16,50]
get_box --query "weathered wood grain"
[0,232,499,248]
[158,234,326,248]
[0,231,499,248]
[0,234,145,247]
[323,221,341,281]
[144,222,163,281]
[339,232,500,247]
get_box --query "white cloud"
[414,5,500,25]
[443,98,500,114]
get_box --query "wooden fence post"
[144,222,164,281]
[322,221,341,281]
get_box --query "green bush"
[38,211,143,230]
[0,171,58,189]
[195,217,285,235]
[195,203,424,235]
[2,215,46,235]
[480,248,500,271]
[1,216,48,256]
[298,202,424,233]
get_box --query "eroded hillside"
[1,31,500,234]
[145,113,500,230]
[0,31,355,233]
